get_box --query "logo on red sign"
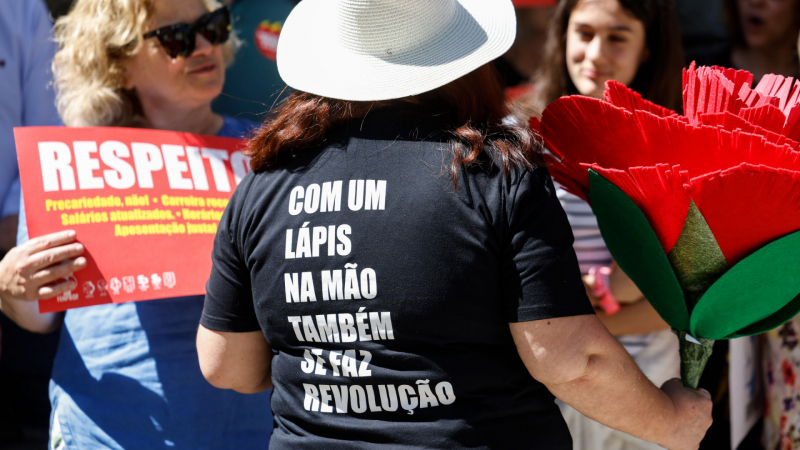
[255,20,282,62]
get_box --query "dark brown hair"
[248,64,544,186]
[722,0,745,48]
[517,0,685,117]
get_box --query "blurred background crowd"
[0,0,798,449]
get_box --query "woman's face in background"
[124,0,226,111]
[565,0,649,99]
[737,0,800,50]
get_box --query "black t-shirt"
[201,105,593,449]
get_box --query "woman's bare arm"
[595,298,669,335]
[510,314,711,450]
[608,260,643,302]
[197,325,273,394]
[583,261,669,336]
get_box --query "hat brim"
[276,0,517,101]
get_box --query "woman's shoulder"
[217,116,261,139]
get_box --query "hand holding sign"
[14,126,250,312]
[0,229,85,331]
[0,230,85,301]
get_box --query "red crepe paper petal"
[529,116,542,134]
[775,78,794,111]
[697,112,746,131]
[754,74,780,97]
[786,81,800,112]
[756,93,780,109]
[738,105,786,135]
[603,80,677,118]
[541,96,640,193]
[587,164,691,252]
[735,77,786,110]
[548,163,589,202]
[698,111,799,149]
[784,106,800,144]
[540,97,668,169]
[688,164,800,266]
[712,64,754,90]
[739,84,760,107]
[781,81,800,142]
[692,129,800,180]
[543,95,800,177]
[683,63,754,123]
[540,97,685,201]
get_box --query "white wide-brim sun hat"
[276,0,517,101]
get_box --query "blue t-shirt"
[0,0,62,220]
[18,117,273,450]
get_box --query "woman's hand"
[0,230,86,302]
[0,230,84,333]
[659,378,714,450]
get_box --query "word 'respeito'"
[38,141,249,192]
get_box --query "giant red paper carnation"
[536,64,800,265]
[535,64,800,388]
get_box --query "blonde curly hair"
[53,0,238,127]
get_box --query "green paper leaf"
[588,170,690,331]
[690,229,800,340]
[728,292,800,338]
[667,201,729,312]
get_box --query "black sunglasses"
[143,7,231,59]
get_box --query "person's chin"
[575,79,603,99]
[744,33,770,50]
[186,84,225,105]
[189,76,225,96]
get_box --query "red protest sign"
[14,127,250,312]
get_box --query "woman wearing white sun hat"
[196,0,712,448]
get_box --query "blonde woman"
[0,0,273,448]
